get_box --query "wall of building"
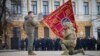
[6,0,100,38]
[3,0,100,48]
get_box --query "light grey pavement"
[0,50,100,56]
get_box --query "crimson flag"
[43,0,77,39]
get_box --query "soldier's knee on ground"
[60,40,67,44]
[60,41,67,50]
[59,40,64,44]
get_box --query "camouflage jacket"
[63,28,77,40]
[23,16,38,34]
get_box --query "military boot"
[28,51,36,55]
[79,48,85,55]
[68,48,85,55]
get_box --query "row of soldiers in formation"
[20,36,98,51]
[0,36,98,51]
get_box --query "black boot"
[69,48,85,55]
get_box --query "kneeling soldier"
[60,19,85,55]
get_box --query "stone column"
[37,0,41,14]
[75,0,78,15]
[52,0,55,11]
[22,0,28,20]
[92,0,97,40]
[49,0,53,13]
[60,0,64,6]
[91,0,97,18]
[77,0,84,20]
[27,0,32,11]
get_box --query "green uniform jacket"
[23,16,38,34]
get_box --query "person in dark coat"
[40,38,47,51]
[90,36,97,50]
[21,40,25,50]
[34,38,39,51]
[75,37,81,49]
[87,36,97,50]
[51,38,56,50]
[25,38,28,50]
[81,38,87,50]
[55,38,61,50]
[46,38,53,50]
[75,37,86,50]
[97,38,100,50]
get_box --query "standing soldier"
[60,18,85,55]
[23,11,39,55]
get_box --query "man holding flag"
[43,0,85,55]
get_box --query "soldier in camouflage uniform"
[60,19,85,55]
[24,11,39,55]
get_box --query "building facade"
[1,0,100,48]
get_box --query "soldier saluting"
[23,11,40,55]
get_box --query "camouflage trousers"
[27,30,34,52]
[60,40,81,55]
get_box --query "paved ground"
[0,50,100,56]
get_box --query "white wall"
[93,19,100,40]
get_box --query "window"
[11,0,22,14]
[72,2,76,14]
[43,1,49,16]
[54,1,60,9]
[84,2,89,15]
[44,27,49,38]
[32,1,37,15]
[97,2,100,15]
